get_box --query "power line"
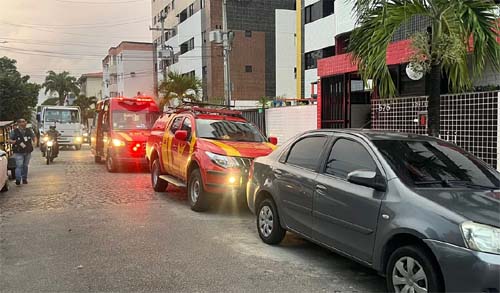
[53,0,147,4]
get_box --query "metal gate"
[241,108,266,136]
[320,75,349,128]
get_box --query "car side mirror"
[347,170,386,192]
[175,130,188,141]
[268,136,278,145]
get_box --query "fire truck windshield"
[112,111,158,130]
[196,119,265,143]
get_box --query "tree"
[349,0,500,136]
[73,95,97,127]
[43,71,80,106]
[158,71,202,109]
[0,57,40,121]
[41,97,59,106]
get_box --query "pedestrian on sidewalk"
[9,118,36,186]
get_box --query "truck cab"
[38,106,83,150]
[91,96,160,172]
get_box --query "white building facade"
[102,42,155,98]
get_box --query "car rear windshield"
[373,139,500,189]
[112,111,159,130]
[196,119,265,142]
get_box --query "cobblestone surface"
[0,146,386,292]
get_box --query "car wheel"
[188,168,208,212]
[1,180,8,192]
[386,245,443,293]
[151,158,168,192]
[106,154,117,173]
[257,198,286,245]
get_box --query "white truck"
[37,106,83,150]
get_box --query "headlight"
[205,151,239,168]
[83,133,88,137]
[461,221,500,255]
[112,138,125,147]
[75,136,83,142]
[46,141,54,147]
[43,136,49,142]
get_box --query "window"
[286,136,328,170]
[305,52,317,70]
[304,5,313,24]
[245,30,252,37]
[171,0,175,9]
[180,38,194,54]
[202,66,207,78]
[326,139,377,179]
[200,0,205,9]
[322,46,335,58]
[245,65,253,73]
[153,16,157,24]
[180,118,192,140]
[188,4,194,16]
[323,0,335,17]
[169,117,183,134]
[202,30,206,43]
[179,8,188,23]
[196,119,266,142]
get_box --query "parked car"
[0,150,9,192]
[247,129,500,293]
[147,106,278,211]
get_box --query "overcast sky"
[0,0,152,101]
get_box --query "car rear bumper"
[424,239,500,292]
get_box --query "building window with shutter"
[245,65,253,73]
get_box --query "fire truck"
[91,96,160,172]
[146,106,278,212]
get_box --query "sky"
[0,0,152,102]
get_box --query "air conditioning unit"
[209,30,223,44]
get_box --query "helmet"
[49,125,56,130]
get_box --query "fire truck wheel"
[151,158,168,192]
[188,168,208,212]
[106,154,117,173]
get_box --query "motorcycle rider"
[41,125,60,158]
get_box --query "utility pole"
[222,0,232,106]
[150,11,172,81]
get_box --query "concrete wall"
[275,9,297,98]
[304,14,335,53]
[334,0,356,36]
[304,68,318,98]
[473,62,500,88]
[83,77,103,99]
[266,105,317,144]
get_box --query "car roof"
[307,128,437,141]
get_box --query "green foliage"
[0,57,40,121]
[43,70,80,106]
[256,96,272,108]
[41,97,59,106]
[348,0,500,98]
[73,95,97,126]
[158,71,202,109]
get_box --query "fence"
[372,91,500,170]
[241,108,266,136]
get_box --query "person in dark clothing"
[41,125,60,158]
[9,118,36,186]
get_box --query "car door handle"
[274,169,283,176]
[315,185,328,193]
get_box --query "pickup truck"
[146,107,277,212]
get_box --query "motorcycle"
[43,135,56,165]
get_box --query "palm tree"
[158,71,202,109]
[43,71,80,106]
[349,0,500,136]
[73,95,97,127]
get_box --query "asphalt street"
[0,146,386,292]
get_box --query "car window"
[326,138,377,179]
[286,136,328,170]
[180,118,192,140]
[169,117,183,134]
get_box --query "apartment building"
[102,41,155,98]
[79,72,103,100]
[151,0,295,103]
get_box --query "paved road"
[0,146,386,292]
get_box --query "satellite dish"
[406,63,424,81]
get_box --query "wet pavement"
[0,146,386,292]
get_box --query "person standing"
[9,118,36,186]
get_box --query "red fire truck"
[91,96,160,172]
